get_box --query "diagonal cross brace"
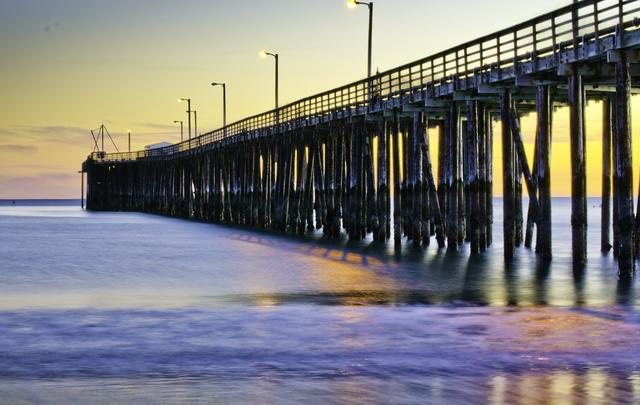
[509,107,541,225]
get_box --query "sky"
[0,0,638,198]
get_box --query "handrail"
[92,0,639,163]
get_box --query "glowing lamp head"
[347,0,358,8]
[259,50,269,59]
[177,98,183,103]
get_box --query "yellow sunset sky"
[1,0,639,198]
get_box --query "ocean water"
[0,198,639,404]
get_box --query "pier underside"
[84,0,640,277]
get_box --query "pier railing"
[92,0,639,163]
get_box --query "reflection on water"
[0,306,639,403]
[0,199,639,403]
[1,371,638,404]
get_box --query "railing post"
[513,31,518,72]
[594,1,600,41]
[464,47,468,75]
[497,36,502,71]
[552,14,558,63]
[618,0,625,48]
[532,22,538,69]
[572,0,579,61]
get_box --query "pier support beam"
[602,97,613,253]
[501,91,515,260]
[80,170,84,209]
[466,100,480,254]
[447,103,460,251]
[376,121,389,241]
[613,54,635,277]
[509,107,541,248]
[477,104,488,251]
[514,148,523,248]
[392,111,403,245]
[437,121,448,242]
[485,110,494,247]
[536,85,553,260]
[568,67,587,267]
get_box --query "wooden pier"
[84,0,640,277]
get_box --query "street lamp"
[177,98,192,140]
[347,0,374,78]
[259,50,279,123]
[127,130,131,153]
[211,82,227,135]
[174,120,183,142]
[193,110,198,138]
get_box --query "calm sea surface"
[0,198,639,404]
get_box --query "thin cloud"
[4,125,91,147]
[0,144,38,154]
[0,124,177,148]
[139,122,175,130]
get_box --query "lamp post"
[127,130,131,153]
[259,50,279,124]
[347,0,374,78]
[211,82,227,135]
[174,120,184,142]
[178,98,192,140]
[193,110,198,138]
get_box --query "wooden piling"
[524,134,539,249]
[536,85,553,260]
[477,104,488,251]
[568,67,587,267]
[509,107,541,236]
[420,119,444,247]
[613,54,635,277]
[458,120,466,245]
[446,103,460,251]
[514,145,524,247]
[392,111,403,245]
[376,121,389,241]
[437,121,448,239]
[466,100,481,254]
[601,97,612,253]
[485,110,494,247]
[410,113,423,246]
[501,91,515,260]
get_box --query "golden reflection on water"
[550,372,575,403]
[586,369,607,404]
[428,376,445,402]
[491,375,507,405]
[486,371,640,405]
[227,232,400,294]
[631,372,640,399]
[2,372,639,404]
[488,307,640,354]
